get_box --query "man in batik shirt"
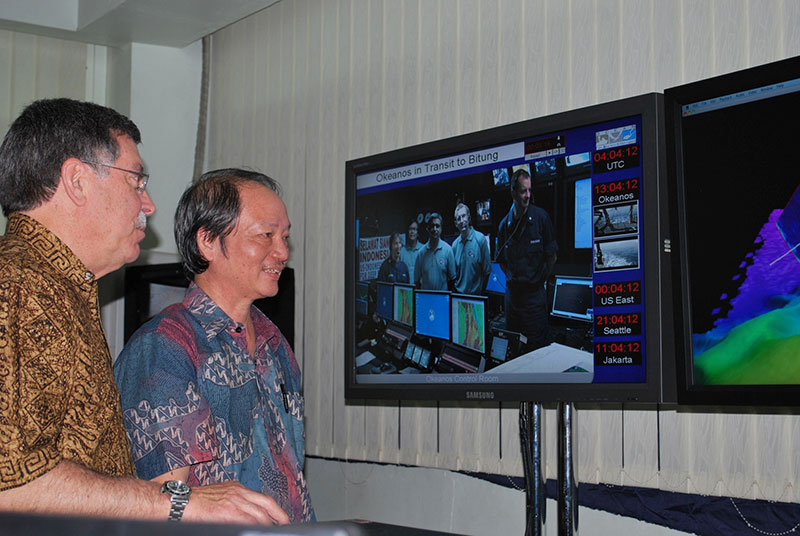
[115,169,314,523]
[0,100,287,525]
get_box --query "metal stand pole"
[557,402,578,535]
[521,402,545,536]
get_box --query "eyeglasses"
[82,161,149,193]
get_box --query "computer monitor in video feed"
[551,276,593,322]
[451,294,488,355]
[665,55,800,406]
[393,283,414,327]
[376,282,393,321]
[486,262,507,294]
[346,93,673,402]
[414,290,450,340]
[355,281,369,316]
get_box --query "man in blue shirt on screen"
[414,213,456,290]
[377,232,410,283]
[451,202,491,295]
[497,169,558,350]
[399,219,425,283]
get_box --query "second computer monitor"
[551,276,593,322]
[450,294,488,355]
[414,290,450,340]
[376,281,393,321]
[486,262,507,294]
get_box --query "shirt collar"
[183,282,283,346]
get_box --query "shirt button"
[235,326,243,333]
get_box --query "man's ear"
[60,158,91,206]
[196,228,218,262]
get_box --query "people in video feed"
[414,212,456,290]
[497,169,558,350]
[377,232,410,283]
[452,203,491,294]
[399,219,425,283]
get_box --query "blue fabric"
[414,239,457,290]
[115,283,314,522]
[464,471,800,536]
[452,228,491,295]
[399,241,425,283]
[497,204,558,286]
[377,258,410,283]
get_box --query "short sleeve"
[114,326,218,480]
[0,280,63,490]
[447,248,457,281]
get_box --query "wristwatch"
[161,480,192,522]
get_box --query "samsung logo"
[466,391,495,400]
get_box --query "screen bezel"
[345,93,673,403]
[665,55,800,407]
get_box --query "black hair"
[174,168,281,277]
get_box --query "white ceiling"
[0,0,279,47]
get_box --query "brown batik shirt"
[0,213,135,490]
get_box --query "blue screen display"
[376,282,393,320]
[486,262,507,294]
[414,291,450,340]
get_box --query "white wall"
[100,41,199,358]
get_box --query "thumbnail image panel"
[594,237,640,272]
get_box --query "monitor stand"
[520,402,578,536]
[557,402,578,536]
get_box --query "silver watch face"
[163,480,191,497]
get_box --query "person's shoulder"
[0,240,66,296]
[126,302,195,345]
[472,227,487,240]
[529,204,549,218]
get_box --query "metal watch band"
[166,495,188,522]
[161,481,191,522]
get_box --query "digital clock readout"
[592,144,640,173]
[593,280,641,306]
[594,313,642,336]
[594,341,642,366]
[593,178,640,205]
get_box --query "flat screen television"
[665,55,800,406]
[345,93,674,402]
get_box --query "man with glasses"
[0,99,288,525]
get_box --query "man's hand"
[182,480,290,526]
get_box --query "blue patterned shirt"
[114,283,314,522]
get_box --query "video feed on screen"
[352,112,649,387]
